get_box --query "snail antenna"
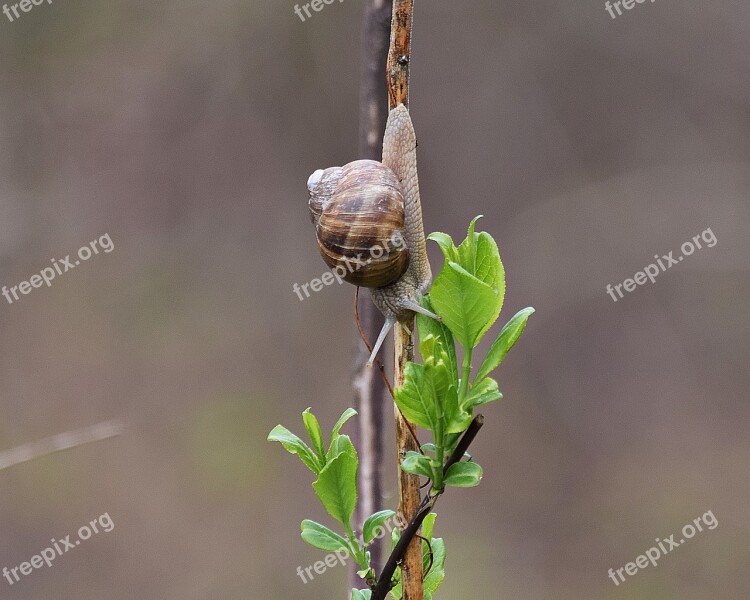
[401,298,441,321]
[367,315,397,366]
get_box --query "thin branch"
[392,324,423,600]
[0,420,125,471]
[387,2,420,599]
[443,414,485,474]
[371,416,486,600]
[387,0,415,108]
[352,0,394,585]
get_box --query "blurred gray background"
[0,0,748,598]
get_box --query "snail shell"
[308,159,408,288]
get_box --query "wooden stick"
[387,0,415,108]
[393,321,423,600]
[387,2,422,597]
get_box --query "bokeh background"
[1,0,748,598]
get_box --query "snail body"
[307,104,438,364]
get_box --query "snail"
[307,104,439,365]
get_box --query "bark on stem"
[393,322,423,600]
[387,0,415,109]
[388,1,422,599]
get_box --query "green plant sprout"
[269,217,534,599]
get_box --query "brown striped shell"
[308,159,409,288]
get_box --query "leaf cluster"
[395,217,534,492]
[268,408,390,583]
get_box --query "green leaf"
[456,215,482,273]
[362,510,396,544]
[473,231,505,341]
[394,362,438,431]
[421,336,462,437]
[391,526,401,549]
[356,555,373,579]
[301,520,350,552]
[419,513,446,598]
[430,261,500,349]
[351,589,371,600]
[326,432,351,462]
[443,432,462,457]
[424,354,452,413]
[475,232,504,291]
[390,576,403,600]
[442,380,472,434]
[423,537,446,596]
[463,377,503,410]
[267,424,321,474]
[430,217,505,348]
[422,513,437,540]
[431,217,506,347]
[456,217,505,342]
[427,231,458,262]
[400,451,434,478]
[330,408,357,442]
[475,307,534,382]
[302,408,326,463]
[457,217,504,291]
[397,348,464,438]
[444,461,483,487]
[418,297,458,384]
[313,440,358,525]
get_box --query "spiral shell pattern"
[309,159,408,288]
